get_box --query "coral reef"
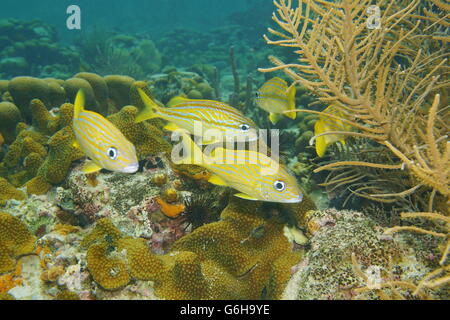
[79,196,312,299]
[0,19,80,79]
[283,208,446,300]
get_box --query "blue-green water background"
[1,0,272,40]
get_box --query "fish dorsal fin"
[269,113,281,125]
[135,88,161,123]
[270,77,287,86]
[208,174,229,186]
[234,193,259,201]
[168,96,189,108]
[74,89,85,120]
[163,122,179,131]
[81,160,102,174]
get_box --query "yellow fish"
[72,90,139,174]
[136,89,259,144]
[314,105,352,157]
[173,131,303,203]
[255,77,297,125]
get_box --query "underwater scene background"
[0,0,448,300]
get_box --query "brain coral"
[0,212,36,274]
[74,72,109,115]
[8,76,50,122]
[104,75,135,110]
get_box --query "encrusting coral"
[261,0,449,297]
[80,196,315,299]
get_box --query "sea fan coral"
[260,0,449,296]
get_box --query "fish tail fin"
[314,120,327,157]
[173,131,207,165]
[74,89,85,119]
[135,88,161,123]
[269,112,281,125]
[285,85,297,120]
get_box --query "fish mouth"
[283,195,303,203]
[122,163,139,173]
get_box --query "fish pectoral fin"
[234,193,259,201]
[208,174,228,186]
[269,113,281,125]
[163,122,179,131]
[81,160,102,174]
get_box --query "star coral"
[0,178,26,205]
[0,212,36,274]
[108,105,172,158]
[81,196,310,299]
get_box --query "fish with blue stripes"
[72,90,139,174]
[173,131,303,203]
[314,105,352,157]
[135,89,259,144]
[255,77,297,125]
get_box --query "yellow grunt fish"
[136,89,259,144]
[72,90,139,174]
[173,131,303,203]
[255,77,297,125]
[314,105,352,157]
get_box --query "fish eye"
[255,91,260,98]
[240,124,250,131]
[273,180,286,191]
[107,147,118,160]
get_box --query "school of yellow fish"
[71,78,349,203]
